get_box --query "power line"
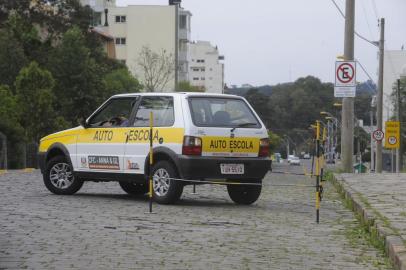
[330,0,378,47]
[355,59,376,89]
[371,0,379,21]
[360,0,375,40]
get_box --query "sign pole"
[148,111,154,213]
[396,79,401,173]
[315,121,320,224]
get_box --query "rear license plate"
[220,164,244,174]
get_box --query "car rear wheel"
[119,182,148,196]
[151,160,183,204]
[43,156,83,195]
[227,181,262,205]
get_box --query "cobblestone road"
[0,161,392,269]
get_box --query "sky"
[117,0,406,87]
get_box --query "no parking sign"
[334,61,356,98]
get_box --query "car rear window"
[188,97,261,128]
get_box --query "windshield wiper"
[230,122,257,132]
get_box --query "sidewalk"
[333,173,406,270]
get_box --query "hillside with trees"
[231,77,376,156]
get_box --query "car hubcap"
[49,162,74,189]
[153,168,170,196]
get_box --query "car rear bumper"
[177,155,271,181]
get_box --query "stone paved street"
[335,173,406,269]
[0,161,392,269]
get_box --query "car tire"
[227,181,262,205]
[43,156,83,195]
[151,160,183,204]
[119,182,148,196]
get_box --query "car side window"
[88,97,137,127]
[133,96,174,127]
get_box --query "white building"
[382,50,406,130]
[189,41,225,94]
[81,0,192,92]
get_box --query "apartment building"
[189,41,225,94]
[382,50,406,131]
[81,0,192,92]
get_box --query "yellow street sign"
[384,121,400,149]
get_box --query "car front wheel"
[43,156,83,195]
[151,160,183,204]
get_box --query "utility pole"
[376,18,385,173]
[341,0,355,172]
[370,110,375,171]
[396,79,401,173]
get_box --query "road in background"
[0,160,391,269]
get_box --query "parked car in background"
[287,155,295,163]
[289,156,301,166]
[303,153,311,159]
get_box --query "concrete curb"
[332,173,406,270]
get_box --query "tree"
[245,88,271,128]
[136,46,175,92]
[14,62,56,142]
[176,81,204,92]
[104,68,142,96]
[0,85,23,139]
[49,26,106,124]
[268,130,281,154]
[0,29,28,88]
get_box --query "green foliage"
[176,81,204,92]
[50,26,107,124]
[269,76,335,131]
[0,29,28,88]
[15,62,57,142]
[0,85,24,140]
[104,68,142,96]
[355,92,373,124]
[0,0,140,168]
[268,131,281,154]
[245,88,271,127]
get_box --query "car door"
[123,95,183,175]
[75,97,138,175]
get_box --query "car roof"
[112,92,242,99]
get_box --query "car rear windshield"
[188,97,261,128]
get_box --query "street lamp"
[320,112,340,164]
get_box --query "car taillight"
[259,138,270,157]
[182,136,202,156]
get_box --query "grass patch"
[328,171,393,269]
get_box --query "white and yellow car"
[38,93,270,204]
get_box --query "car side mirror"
[80,117,90,128]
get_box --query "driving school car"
[38,93,270,205]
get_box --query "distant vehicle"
[290,156,301,166]
[303,153,311,159]
[287,155,295,163]
[274,152,281,163]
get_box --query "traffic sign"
[335,61,356,87]
[372,129,384,141]
[334,61,356,98]
[334,87,356,98]
[384,121,400,149]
